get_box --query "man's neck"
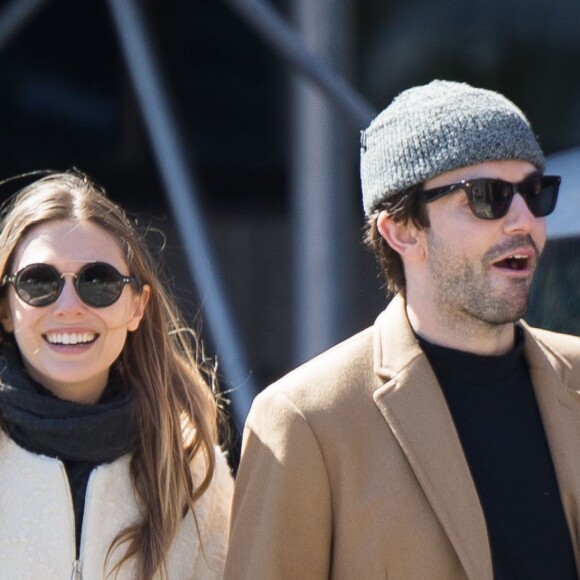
[405,301,517,356]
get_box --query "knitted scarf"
[0,345,136,462]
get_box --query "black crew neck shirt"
[418,329,577,579]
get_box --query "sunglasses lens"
[521,177,559,217]
[15,265,61,306]
[467,176,560,219]
[77,263,125,307]
[468,181,513,219]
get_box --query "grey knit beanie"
[360,80,545,216]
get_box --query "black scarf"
[0,345,137,462]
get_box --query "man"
[224,80,580,579]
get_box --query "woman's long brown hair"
[0,170,221,579]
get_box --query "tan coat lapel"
[372,295,492,580]
[523,323,580,565]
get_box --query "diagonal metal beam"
[105,0,255,429]
[0,0,50,53]
[222,0,376,129]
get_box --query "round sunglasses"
[2,262,138,308]
[421,174,561,220]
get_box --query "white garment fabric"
[0,433,233,579]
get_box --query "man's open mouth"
[493,254,530,271]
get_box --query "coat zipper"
[60,462,97,580]
[77,469,97,578]
[70,559,83,580]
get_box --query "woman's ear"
[376,211,426,262]
[127,284,151,332]
[0,306,14,334]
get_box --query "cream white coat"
[0,433,233,579]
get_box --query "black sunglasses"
[421,174,561,220]
[2,262,138,308]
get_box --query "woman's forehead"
[12,219,127,269]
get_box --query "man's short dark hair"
[364,184,429,296]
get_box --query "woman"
[0,170,233,579]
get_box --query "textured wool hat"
[360,80,545,216]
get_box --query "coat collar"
[371,294,492,580]
[371,295,580,579]
[521,322,580,562]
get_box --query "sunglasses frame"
[420,174,561,220]
[2,262,138,308]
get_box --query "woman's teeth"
[45,332,96,345]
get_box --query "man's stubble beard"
[425,231,540,330]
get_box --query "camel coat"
[225,294,580,579]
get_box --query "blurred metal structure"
[0,0,49,53]
[223,0,375,130]
[224,0,376,364]
[289,0,360,363]
[105,0,255,429]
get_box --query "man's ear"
[376,211,425,262]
